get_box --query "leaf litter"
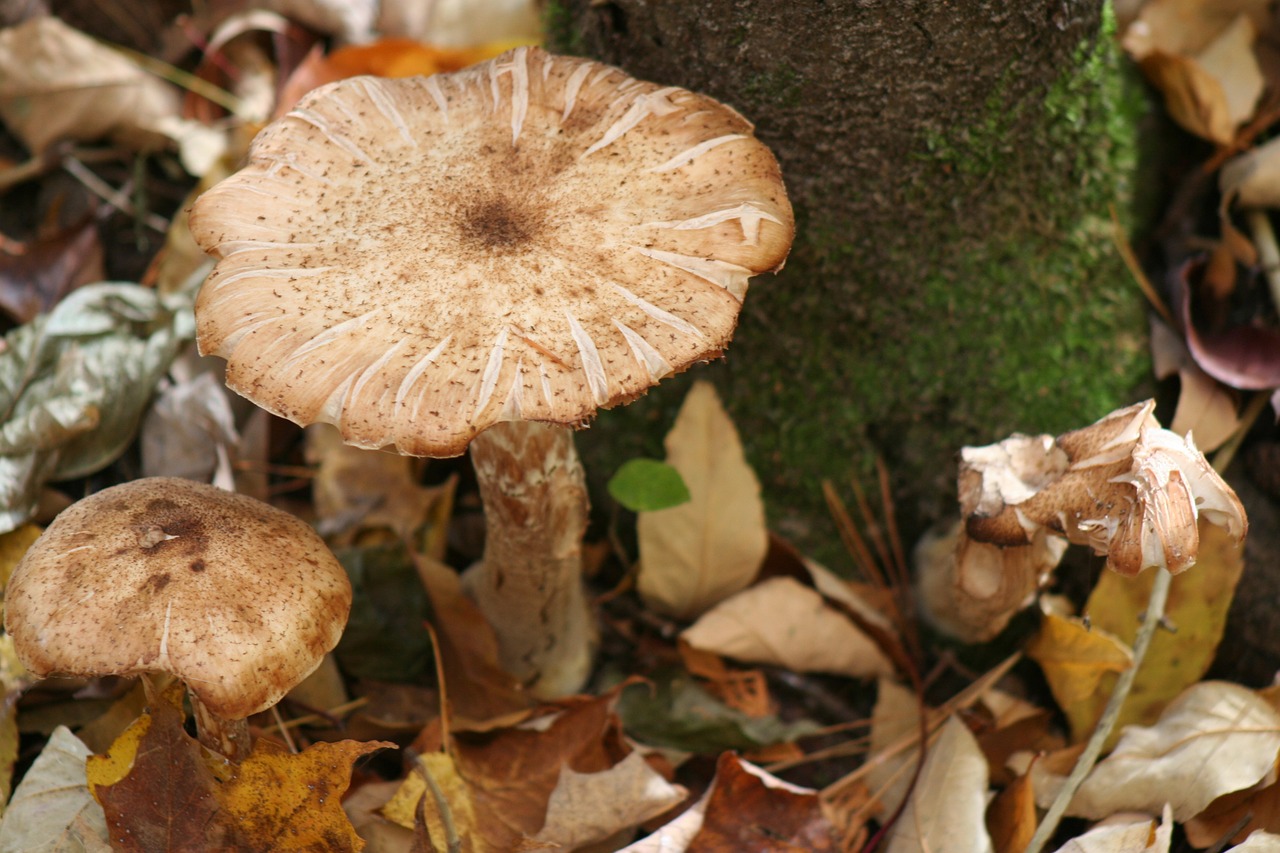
[0,1,1279,850]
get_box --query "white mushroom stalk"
[188,47,794,696]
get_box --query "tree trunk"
[550,0,1149,561]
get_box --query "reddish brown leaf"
[0,217,103,324]
[90,694,230,852]
[687,753,837,852]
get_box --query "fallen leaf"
[88,685,390,851]
[609,458,691,512]
[1222,135,1280,209]
[1026,610,1133,742]
[686,753,836,851]
[637,381,768,619]
[412,550,531,725]
[1067,681,1280,821]
[617,672,819,755]
[618,792,708,852]
[0,726,110,852]
[534,750,686,848]
[681,576,892,678]
[865,678,920,819]
[334,541,434,683]
[1055,806,1172,853]
[1184,774,1280,847]
[0,283,187,533]
[385,690,672,851]
[986,773,1036,853]
[1228,831,1280,851]
[140,370,239,484]
[1075,519,1247,741]
[1124,8,1264,144]
[0,17,222,164]
[1176,259,1280,391]
[1149,318,1239,452]
[884,716,993,853]
[0,218,103,325]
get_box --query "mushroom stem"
[190,691,253,763]
[462,420,595,698]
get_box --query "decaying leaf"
[385,690,680,851]
[681,576,892,679]
[1059,681,1280,821]
[0,17,224,169]
[1228,831,1280,852]
[885,716,993,853]
[638,381,768,619]
[140,369,239,485]
[686,753,836,851]
[985,773,1036,853]
[866,678,920,819]
[1055,806,1172,853]
[0,218,103,326]
[1222,135,1280,209]
[534,751,686,848]
[1121,4,1266,144]
[0,726,110,853]
[1184,775,1280,848]
[0,283,187,533]
[88,687,389,851]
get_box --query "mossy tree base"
[553,0,1149,564]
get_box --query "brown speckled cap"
[3,477,351,719]
[189,46,793,457]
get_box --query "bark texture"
[552,0,1148,560]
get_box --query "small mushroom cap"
[4,477,352,719]
[189,46,794,457]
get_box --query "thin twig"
[1024,566,1174,853]
[61,155,169,233]
[1248,208,1280,312]
[417,753,462,853]
[1111,205,1176,328]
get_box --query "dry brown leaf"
[1184,775,1280,848]
[687,753,836,851]
[534,750,686,848]
[1222,135,1280,209]
[885,716,993,853]
[1056,806,1173,853]
[681,576,892,678]
[385,690,666,851]
[638,381,768,619]
[866,678,920,819]
[1123,4,1265,144]
[0,17,224,167]
[986,773,1036,853]
[1061,681,1280,821]
[1228,831,1280,851]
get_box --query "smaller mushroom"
[3,477,352,761]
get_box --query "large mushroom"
[188,46,794,696]
[4,477,352,761]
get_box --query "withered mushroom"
[3,477,352,761]
[962,400,1246,575]
[188,47,794,695]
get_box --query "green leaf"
[334,541,434,681]
[607,458,691,512]
[616,670,819,753]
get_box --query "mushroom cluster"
[4,477,351,761]
[188,47,794,695]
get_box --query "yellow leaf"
[637,381,767,619]
[85,712,151,796]
[0,702,16,816]
[221,738,391,850]
[1026,611,1132,741]
[0,524,42,592]
[1075,519,1246,742]
[383,751,477,842]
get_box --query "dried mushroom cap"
[189,46,794,457]
[4,477,352,719]
[962,400,1246,576]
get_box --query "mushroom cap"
[3,477,352,719]
[189,46,794,457]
